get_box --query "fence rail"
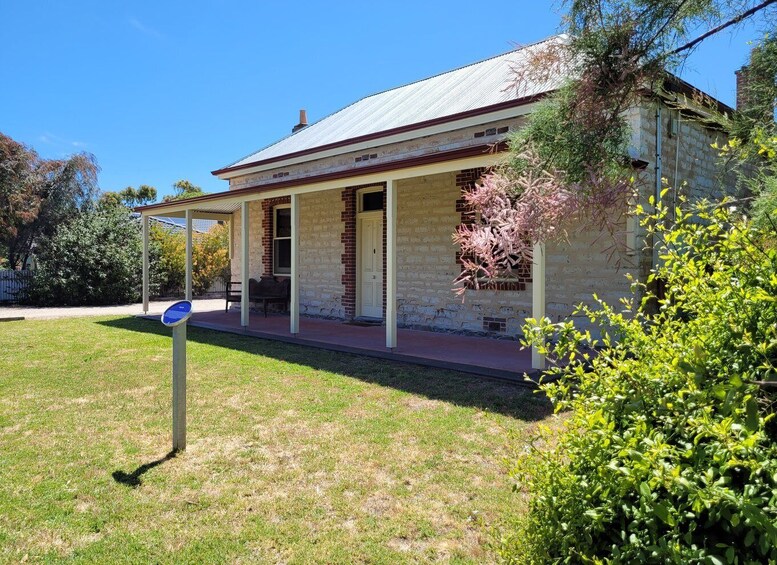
[0,270,33,304]
[0,270,226,304]
[207,278,227,296]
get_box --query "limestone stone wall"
[394,172,637,335]
[395,172,532,335]
[298,190,345,318]
[636,101,730,203]
[630,100,733,285]
[545,219,637,327]
[229,201,263,280]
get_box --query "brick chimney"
[292,109,308,133]
[736,45,767,112]
[735,63,752,111]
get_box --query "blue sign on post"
[161,300,193,327]
[161,300,192,452]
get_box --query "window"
[273,206,291,275]
[358,189,383,212]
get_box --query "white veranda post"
[531,242,546,370]
[290,193,300,335]
[241,201,250,327]
[386,179,397,349]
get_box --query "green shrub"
[505,201,777,563]
[27,206,143,305]
[192,223,230,296]
[150,222,230,298]
[150,223,185,297]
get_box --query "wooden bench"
[225,277,290,317]
[225,280,243,313]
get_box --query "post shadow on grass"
[97,317,553,421]
[112,450,177,488]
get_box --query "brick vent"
[341,183,387,320]
[482,316,507,333]
[261,196,291,277]
[456,168,531,291]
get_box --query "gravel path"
[0,298,225,320]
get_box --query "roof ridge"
[221,35,567,170]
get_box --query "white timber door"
[358,214,383,318]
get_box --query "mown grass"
[0,316,552,563]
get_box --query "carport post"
[142,215,149,313]
[185,210,193,301]
[290,193,300,335]
[531,242,546,370]
[240,201,250,327]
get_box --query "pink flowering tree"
[452,0,776,292]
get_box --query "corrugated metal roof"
[226,36,567,170]
[150,216,219,233]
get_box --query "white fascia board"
[215,102,538,181]
[142,152,502,217]
[254,153,503,200]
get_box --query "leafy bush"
[504,201,777,563]
[150,222,230,298]
[192,223,230,295]
[27,206,143,305]
[150,223,185,297]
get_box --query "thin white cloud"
[129,17,163,39]
[38,132,88,150]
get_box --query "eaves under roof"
[152,216,217,233]
[212,35,569,177]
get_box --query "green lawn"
[0,316,551,564]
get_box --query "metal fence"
[0,270,33,304]
[206,277,227,296]
[153,278,228,300]
[0,270,226,304]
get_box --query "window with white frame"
[358,189,383,212]
[273,205,291,275]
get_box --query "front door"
[358,214,383,318]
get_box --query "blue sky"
[1,1,771,200]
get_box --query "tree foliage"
[150,223,230,297]
[192,223,230,295]
[162,179,206,203]
[26,205,142,306]
[150,224,185,297]
[455,0,776,289]
[101,185,157,208]
[505,201,777,563]
[0,132,98,269]
[718,34,777,230]
[0,133,39,267]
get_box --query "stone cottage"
[136,35,732,366]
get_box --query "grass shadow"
[97,316,552,422]
[112,450,177,488]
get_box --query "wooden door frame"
[356,210,384,318]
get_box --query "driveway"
[0,298,225,321]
